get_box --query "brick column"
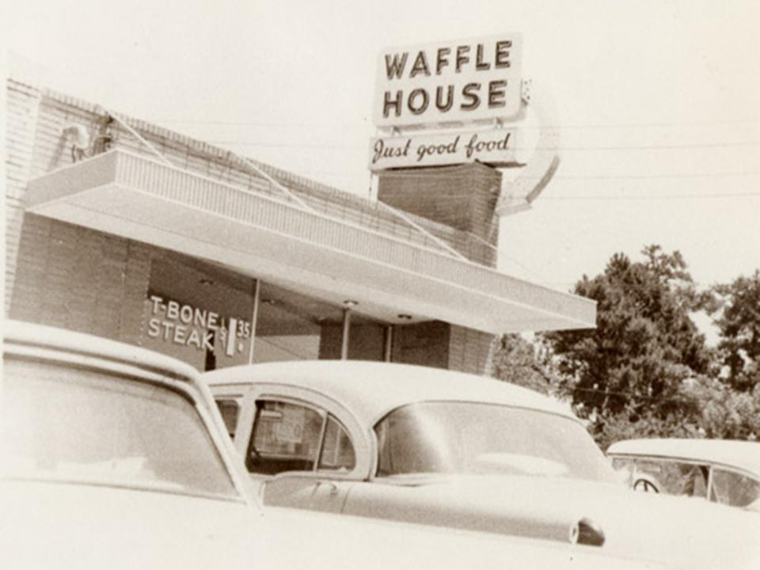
[375,162,500,375]
[5,80,43,315]
[376,162,501,264]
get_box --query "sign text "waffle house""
[373,35,523,128]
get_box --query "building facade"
[5,77,595,375]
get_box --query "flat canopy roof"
[25,149,595,334]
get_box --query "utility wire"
[541,191,760,200]
[151,117,757,130]
[369,170,760,181]
[206,139,760,151]
[564,385,714,405]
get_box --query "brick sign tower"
[369,34,562,370]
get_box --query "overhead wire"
[197,139,760,152]
[150,116,758,130]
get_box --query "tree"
[544,246,712,428]
[680,376,760,440]
[490,334,553,395]
[712,270,760,392]
[592,375,760,449]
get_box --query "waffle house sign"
[373,35,523,128]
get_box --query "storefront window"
[140,255,255,371]
[254,289,325,362]
[141,254,387,368]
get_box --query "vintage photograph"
[3,1,759,568]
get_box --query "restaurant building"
[4,70,595,375]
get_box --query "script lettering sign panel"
[369,128,520,171]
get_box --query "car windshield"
[374,402,617,483]
[1,358,240,501]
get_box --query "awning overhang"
[25,150,596,334]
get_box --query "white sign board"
[369,128,521,171]
[373,34,523,128]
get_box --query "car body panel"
[4,479,673,570]
[206,360,760,570]
[608,438,760,511]
[264,470,759,568]
[4,320,668,570]
[608,438,760,478]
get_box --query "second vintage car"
[607,438,760,511]
[206,360,760,570]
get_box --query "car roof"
[203,360,576,426]
[607,438,760,476]
[3,319,200,383]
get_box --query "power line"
[542,191,760,200]
[207,139,760,152]
[373,170,760,181]
[151,117,758,130]
[566,385,700,404]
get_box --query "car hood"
[1,479,671,570]
[0,481,257,569]
[357,474,760,569]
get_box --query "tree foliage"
[490,334,552,395]
[712,270,760,392]
[544,246,711,424]
[490,245,760,447]
[592,376,760,449]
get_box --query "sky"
[4,0,759,299]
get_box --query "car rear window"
[710,468,760,508]
[375,402,618,483]
[1,358,240,501]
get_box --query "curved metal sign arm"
[496,80,561,216]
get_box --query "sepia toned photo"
[3,1,759,568]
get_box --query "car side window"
[710,468,760,508]
[318,415,356,472]
[215,398,240,438]
[610,457,634,486]
[634,459,710,498]
[247,401,324,476]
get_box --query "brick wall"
[5,81,42,314]
[5,78,497,376]
[391,321,452,369]
[448,325,495,375]
[376,162,501,266]
[9,212,155,344]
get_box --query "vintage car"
[206,360,760,570]
[1,320,662,570]
[607,438,760,511]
